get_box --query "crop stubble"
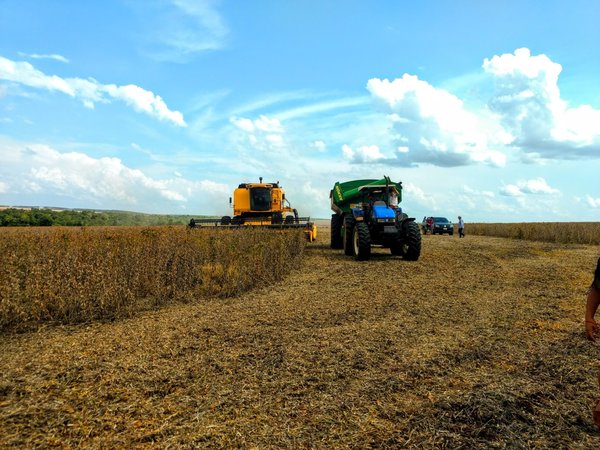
[1,226,600,448]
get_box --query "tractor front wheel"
[352,222,371,261]
[402,221,422,261]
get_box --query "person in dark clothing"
[584,257,600,427]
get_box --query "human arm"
[585,286,600,342]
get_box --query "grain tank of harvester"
[189,178,317,242]
[330,175,421,260]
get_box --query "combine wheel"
[285,215,295,224]
[352,222,371,261]
[330,214,343,249]
[402,221,422,261]
[343,215,355,256]
[221,216,231,225]
[272,212,283,224]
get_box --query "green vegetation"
[0,207,208,227]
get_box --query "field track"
[1,228,600,448]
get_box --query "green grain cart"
[329,176,421,261]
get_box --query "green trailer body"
[329,175,421,261]
[330,176,402,213]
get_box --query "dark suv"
[431,217,454,235]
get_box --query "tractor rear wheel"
[402,221,422,261]
[343,215,355,256]
[353,222,371,261]
[330,214,343,249]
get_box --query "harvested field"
[1,228,600,448]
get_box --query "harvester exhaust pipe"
[259,177,263,183]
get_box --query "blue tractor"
[330,176,422,261]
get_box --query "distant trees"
[0,208,201,227]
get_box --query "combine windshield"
[250,187,272,211]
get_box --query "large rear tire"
[330,214,343,249]
[402,221,422,261]
[343,215,355,256]
[353,221,371,261]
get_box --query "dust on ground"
[1,227,600,448]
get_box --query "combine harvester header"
[189,178,317,242]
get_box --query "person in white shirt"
[458,216,465,238]
[388,188,399,208]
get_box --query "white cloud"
[230,114,287,154]
[586,196,600,208]
[403,182,438,210]
[0,180,7,193]
[341,143,385,163]
[0,140,229,214]
[102,84,186,127]
[18,52,70,63]
[500,177,559,197]
[312,140,326,152]
[0,56,186,127]
[137,0,229,62]
[483,48,600,157]
[366,75,507,168]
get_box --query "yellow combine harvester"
[189,178,317,242]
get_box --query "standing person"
[426,217,433,234]
[585,257,600,340]
[388,188,399,208]
[458,216,465,238]
[584,257,600,427]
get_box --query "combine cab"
[330,175,421,261]
[189,178,317,242]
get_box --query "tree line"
[0,208,200,227]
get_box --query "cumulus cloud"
[0,140,228,213]
[0,56,186,126]
[366,75,508,168]
[311,140,326,152]
[230,114,286,153]
[342,144,385,163]
[586,196,600,208]
[484,48,600,157]
[500,177,559,197]
[357,48,600,170]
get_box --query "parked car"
[431,217,454,235]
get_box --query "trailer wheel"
[221,216,231,225]
[353,222,371,261]
[330,214,343,249]
[402,221,422,261]
[343,215,355,256]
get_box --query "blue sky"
[1,0,599,222]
